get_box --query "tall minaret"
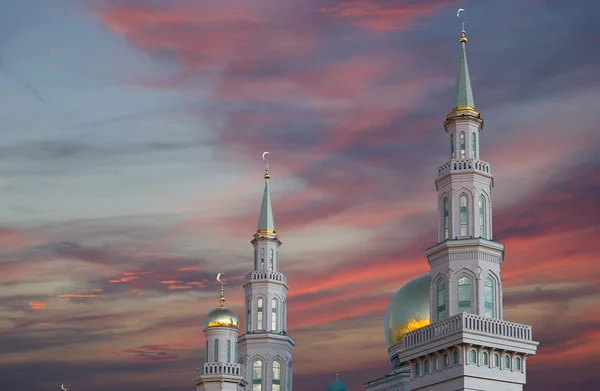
[238,152,295,391]
[194,273,248,391]
[427,11,503,322]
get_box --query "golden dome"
[384,272,431,346]
[203,304,239,329]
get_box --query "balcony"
[403,312,532,350]
[195,362,246,379]
[438,159,491,178]
[244,271,287,285]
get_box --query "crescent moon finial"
[216,272,225,304]
[261,151,271,180]
[61,385,69,391]
[456,8,467,43]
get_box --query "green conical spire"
[453,30,475,111]
[257,167,275,233]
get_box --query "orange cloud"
[29,301,46,309]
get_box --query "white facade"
[195,326,247,391]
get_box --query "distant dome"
[326,379,348,391]
[384,272,431,346]
[204,304,239,330]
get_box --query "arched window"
[471,132,477,158]
[479,195,486,239]
[433,356,439,371]
[504,355,510,369]
[484,276,495,318]
[482,351,489,366]
[414,362,420,376]
[226,339,231,363]
[443,198,449,240]
[460,131,466,159]
[247,299,252,332]
[458,274,473,313]
[514,356,521,371]
[205,340,208,362]
[423,359,429,374]
[269,249,274,271]
[470,349,477,364]
[452,350,459,365]
[460,194,468,237]
[443,354,449,368]
[214,339,219,362]
[260,249,265,272]
[493,353,500,367]
[257,298,263,330]
[287,362,292,391]
[271,298,278,331]
[437,281,446,321]
[273,361,281,391]
[253,361,263,391]
[450,134,455,159]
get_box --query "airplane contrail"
[0,55,71,125]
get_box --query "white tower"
[194,274,248,391]
[388,12,539,391]
[238,155,295,391]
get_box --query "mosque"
[192,11,539,391]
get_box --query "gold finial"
[335,373,339,381]
[457,9,467,43]
[216,272,225,304]
[262,151,271,180]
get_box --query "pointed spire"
[217,272,226,304]
[257,152,275,234]
[453,9,475,112]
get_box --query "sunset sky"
[1,0,599,390]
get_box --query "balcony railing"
[196,363,246,378]
[438,159,491,177]
[403,312,532,349]
[244,271,287,284]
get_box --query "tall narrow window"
[282,301,286,330]
[460,194,468,237]
[205,341,208,362]
[269,249,274,271]
[504,355,510,369]
[479,195,486,239]
[214,339,219,362]
[423,359,429,374]
[493,353,500,367]
[273,362,281,391]
[458,274,473,313]
[257,298,263,330]
[460,131,466,159]
[484,276,495,318]
[450,134,455,159]
[271,298,278,331]
[433,356,439,371]
[470,349,477,364]
[452,350,459,365]
[437,281,446,321]
[247,299,252,332]
[253,361,263,391]
[414,362,420,376]
[471,132,477,158]
[482,351,489,366]
[443,354,449,368]
[514,357,521,371]
[260,249,265,271]
[226,339,231,363]
[443,198,449,240]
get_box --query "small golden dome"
[204,304,239,329]
[384,272,431,346]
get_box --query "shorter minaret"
[194,273,248,391]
